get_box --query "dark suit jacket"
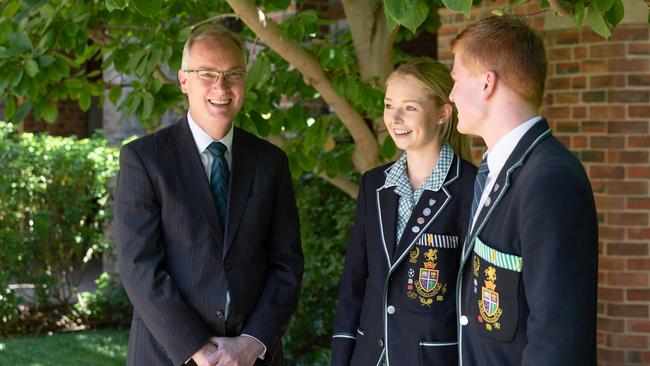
[457,119,598,365]
[332,154,476,366]
[115,117,303,366]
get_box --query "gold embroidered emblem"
[409,247,419,263]
[477,266,503,331]
[414,249,444,306]
[473,255,480,277]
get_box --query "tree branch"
[225,0,380,173]
[547,0,572,17]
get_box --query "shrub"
[0,121,119,335]
[283,174,356,366]
[74,272,132,328]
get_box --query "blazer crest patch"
[407,247,446,306]
[478,266,503,331]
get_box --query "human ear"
[178,70,188,94]
[438,103,453,125]
[482,71,497,98]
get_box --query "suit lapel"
[461,119,553,263]
[223,128,256,256]
[376,185,399,264]
[169,117,225,245]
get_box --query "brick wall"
[22,99,88,138]
[438,3,650,365]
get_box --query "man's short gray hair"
[181,23,247,70]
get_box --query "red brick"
[548,47,572,61]
[608,213,649,226]
[554,91,580,104]
[608,334,649,349]
[573,46,587,59]
[572,76,586,89]
[582,121,607,133]
[608,150,649,164]
[583,91,606,103]
[607,303,649,318]
[599,256,626,270]
[608,242,649,256]
[628,228,650,241]
[591,136,625,149]
[629,43,650,55]
[597,330,606,346]
[628,198,650,210]
[546,76,571,90]
[599,288,625,302]
[628,258,650,271]
[608,58,650,73]
[629,74,650,86]
[598,316,626,331]
[611,27,650,41]
[628,167,650,179]
[556,62,580,74]
[609,90,650,103]
[590,74,627,88]
[556,30,580,45]
[591,43,626,58]
[582,29,608,43]
[628,136,650,148]
[556,135,571,148]
[608,182,648,195]
[572,135,588,148]
[590,165,625,179]
[580,150,606,162]
[608,121,650,134]
[598,348,625,363]
[599,226,625,240]
[582,59,608,73]
[590,106,626,120]
[591,179,606,194]
[595,196,626,210]
[629,106,650,118]
[556,121,579,133]
[572,106,587,119]
[607,271,649,286]
[629,320,650,333]
[545,106,571,119]
[629,289,650,302]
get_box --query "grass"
[0,329,128,366]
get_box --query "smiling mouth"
[394,128,412,136]
[208,98,231,106]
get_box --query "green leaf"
[105,0,129,12]
[79,93,91,111]
[25,58,39,77]
[441,0,473,17]
[264,0,291,11]
[380,137,397,160]
[385,12,399,32]
[151,79,162,94]
[5,96,16,120]
[11,69,23,87]
[10,32,33,53]
[384,0,430,33]
[11,101,32,124]
[592,0,614,13]
[246,53,271,91]
[41,101,58,123]
[587,5,612,38]
[132,0,161,18]
[35,54,56,68]
[250,110,271,136]
[573,1,585,28]
[604,0,624,27]
[3,0,21,18]
[141,93,154,120]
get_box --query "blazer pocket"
[403,234,460,313]
[468,236,522,342]
[419,340,458,366]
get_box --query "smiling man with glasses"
[115,23,303,366]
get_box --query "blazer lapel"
[169,117,225,245]
[461,119,553,263]
[223,128,256,256]
[376,185,399,265]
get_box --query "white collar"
[485,116,542,176]
[187,111,234,155]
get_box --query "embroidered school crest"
[414,249,444,306]
[477,266,503,331]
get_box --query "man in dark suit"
[115,24,303,366]
[449,15,598,365]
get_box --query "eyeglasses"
[183,69,246,83]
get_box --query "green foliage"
[0,122,119,330]
[283,175,356,365]
[74,273,132,329]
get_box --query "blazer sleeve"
[240,152,304,358]
[519,165,598,365]
[115,143,212,365]
[331,173,370,366]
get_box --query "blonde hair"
[181,23,247,70]
[388,58,471,160]
[451,15,547,109]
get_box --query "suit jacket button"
[216,310,225,319]
[378,338,384,348]
[224,262,232,271]
[387,305,396,314]
[460,315,469,326]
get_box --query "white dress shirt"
[470,116,543,231]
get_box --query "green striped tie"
[207,141,229,225]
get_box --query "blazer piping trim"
[332,333,356,340]
[419,341,458,347]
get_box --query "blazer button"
[216,310,225,319]
[460,315,469,326]
[224,262,232,271]
[386,305,396,314]
[377,338,384,348]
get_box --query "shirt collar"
[384,143,454,192]
[187,111,234,155]
[485,116,541,177]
